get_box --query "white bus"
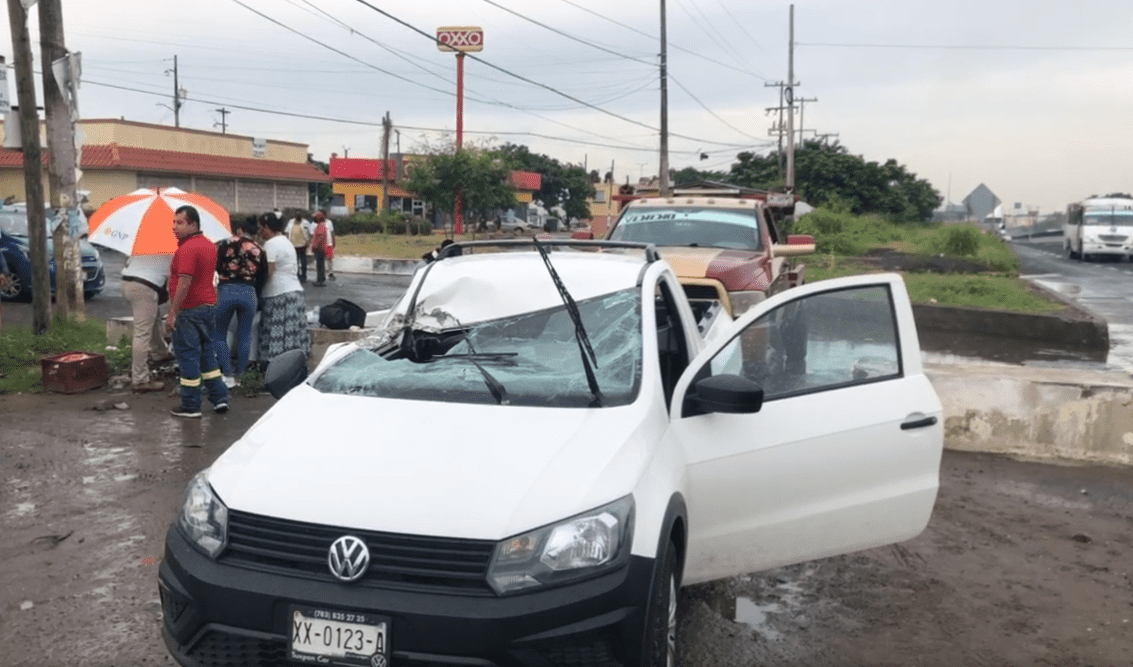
[1064,195,1133,261]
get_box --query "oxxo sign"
[436,26,484,53]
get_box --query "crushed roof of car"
[398,248,649,326]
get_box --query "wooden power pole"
[39,0,85,320]
[6,0,51,333]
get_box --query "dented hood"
[206,383,657,541]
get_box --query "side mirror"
[264,348,309,399]
[686,374,763,415]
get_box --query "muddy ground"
[0,387,1130,667]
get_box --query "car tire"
[0,270,30,301]
[641,538,678,667]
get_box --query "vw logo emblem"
[328,535,370,582]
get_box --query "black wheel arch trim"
[651,493,687,587]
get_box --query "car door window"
[702,284,902,400]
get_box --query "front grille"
[1098,234,1127,242]
[187,630,287,667]
[537,632,624,667]
[222,510,497,594]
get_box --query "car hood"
[207,383,658,540]
[657,246,766,292]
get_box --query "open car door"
[668,273,943,586]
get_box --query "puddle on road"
[701,577,808,642]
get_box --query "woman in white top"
[257,213,310,364]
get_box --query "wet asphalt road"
[1010,236,1133,373]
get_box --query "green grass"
[0,317,130,394]
[791,208,1063,313]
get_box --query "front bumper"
[159,526,655,667]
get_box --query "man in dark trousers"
[165,205,229,418]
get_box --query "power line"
[552,0,769,80]
[480,0,656,67]
[348,0,749,148]
[80,78,677,154]
[484,0,760,140]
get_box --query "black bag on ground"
[319,298,367,330]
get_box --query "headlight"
[487,496,633,595]
[177,471,228,558]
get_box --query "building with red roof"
[0,119,329,212]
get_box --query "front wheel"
[1066,241,1078,260]
[642,539,679,667]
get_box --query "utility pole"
[764,81,788,173]
[6,0,51,333]
[214,107,229,133]
[658,0,670,197]
[39,0,84,319]
[814,131,839,146]
[795,96,817,145]
[381,111,392,218]
[785,4,796,192]
[168,55,182,127]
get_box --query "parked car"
[158,240,943,667]
[606,197,815,316]
[0,209,106,301]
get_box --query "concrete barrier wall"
[912,303,1109,350]
[927,363,1133,467]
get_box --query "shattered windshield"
[609,207,763,251]
[313,288,642,407]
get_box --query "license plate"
[289,605,388,667]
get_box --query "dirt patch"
[863,247,994,275]
[0,391,1130,667]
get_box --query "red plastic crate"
[41,352,108,394]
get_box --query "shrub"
[941,225,981,256]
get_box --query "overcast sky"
[7,0,1133,214]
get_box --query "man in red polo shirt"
[165,205,229,418]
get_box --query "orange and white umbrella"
[88,187,232,255]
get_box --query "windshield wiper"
[532,238,603,407]
[431,352,518,361]
[432,333,511,405]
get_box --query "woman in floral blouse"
[214,217,267,388]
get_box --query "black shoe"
[213,402,230,414]
[171,406,202,418]
[329,273,336,281]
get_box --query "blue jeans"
[214,283,257,377]
[173,304,229,411]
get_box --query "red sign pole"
[454,51,465,235]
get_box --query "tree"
[405,147,516,228]
[672,166,730,186]
[495,144,596,221]
[729,141,942,221]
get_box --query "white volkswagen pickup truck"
[159,240,942,667]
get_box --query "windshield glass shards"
[313,288,642,407]
[609,207,763,251]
